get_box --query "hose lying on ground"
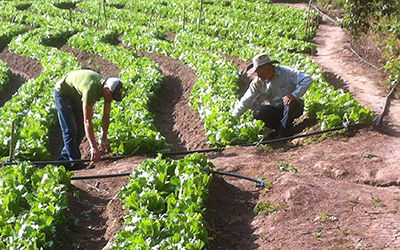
[1,123,355,167]
[70,169,266,187]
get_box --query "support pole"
[374,85,396,127]
[69,8,73,26]
[305,0,313,37]
[103,0,107,27]
[154,13,158,30]
[245,20,250,33]
[182,4,186,30]
[9,122,15,162]
[197,0,203,30]
[97,0,101,28]
[148,12,154,27]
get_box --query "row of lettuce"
[0,0,372,156]
[0,4,170,160]
[112,154,213,249]
[0,0,375,248]
[0,22,28,95]
[0,154,213,249]
[0,163,72,248]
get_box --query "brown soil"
[1,3,400,249]
[140,51,208,152]
[0,47,42,107]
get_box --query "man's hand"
[99,137,111,153]
[90,147,101,162]
[283,94,295,106]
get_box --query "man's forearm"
[101,101,111,139]
[83,103,98,149]
[84,119,98,149]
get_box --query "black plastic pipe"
[71,172,130,180]
[70,169,265,187]
[0,123,354,167]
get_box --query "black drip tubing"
[70,169,265,187]
[0,123,354,167]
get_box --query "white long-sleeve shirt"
[232,65,312,117]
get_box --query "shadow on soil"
[67,185,110,249]
[205,176,260,250]
[149,75,187,152]
[323,71,350,92]
[0,72,24,107]
[48,122,64,160]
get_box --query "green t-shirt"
[55,70,105,106]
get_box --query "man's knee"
[253,107,265,121]
[289,100,304,118]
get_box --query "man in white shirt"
[232,53,312,138]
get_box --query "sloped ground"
[1,3,400,249]
[0,47,42,107]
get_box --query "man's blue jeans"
[54,90,84,163]
[253,99,304,137]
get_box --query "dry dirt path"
[312,12,400,134]
[310,8,400,177]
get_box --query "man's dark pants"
[253,99,304,137]
[54,90,84,165]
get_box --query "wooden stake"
[148,12,154,27]
[97,0,101,28]
[182,4,186,30]
[197,0,203,30]
[374,85,396,127]
[103,0,107,27]
[9,122,15,162]
[305,0,313,36]
[69,8,73,26]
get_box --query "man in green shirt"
[54,69,123,169]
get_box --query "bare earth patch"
[0,47,42,107]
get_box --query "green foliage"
[0,163,72,248]
[112,153,213,249]
[276,161,298,173]
[0,23,81,160]
[254,200,278,215]
[338,0,400,88]
[0,61,11,94]
[68,28,170,155]
[0,0,374,160]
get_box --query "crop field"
[1,0,399,249]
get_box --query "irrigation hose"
[70,169,266,187]
[0,123,357,167]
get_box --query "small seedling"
[87,182,100,192]
[390,206,399,214]
[314,232,323,241]
[276,161,298,173]
[73,190,82,200]
[262,181,273,193]
[227,216,241,226]
[371,197,385,207]
[347,196,359,207]
[319,211,329,223]
[363,152,377,158]
[82,209,93,220]
[288,227,296,232]
[254,201,278,215]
